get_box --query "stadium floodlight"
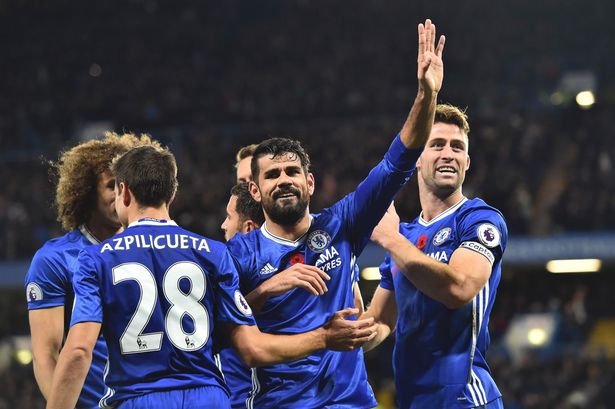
[527,328,549,346]
[575,90,595,109]
[360,267,381,281]
[546,258,601,273]
[15,349,33,365]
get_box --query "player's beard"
[264,186,309,226]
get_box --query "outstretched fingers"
[436,34,446,58]
[417,23,426,60]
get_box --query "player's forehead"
[428,122,467,144]
[237,156,252,182]
[258,152,303,172]
[227,195,239,213]
[98,169,115,183]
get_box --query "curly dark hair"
[54,132,160,231]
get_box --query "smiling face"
[417,122,470,197]
[250,152,314,227]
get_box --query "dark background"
[1,1,614,407]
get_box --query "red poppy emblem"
[416,235,428,249]
[290,253,305,265]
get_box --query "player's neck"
[85,216,121,242]
[419,188,465,222]
[264,213,311,241]
[126,205,171,225]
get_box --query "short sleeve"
[378,255,395,291]
[70,250,103,326]
[24,249,69,310]
[457,208,508,266]
[226,235,259,294]
[212,249,256,327]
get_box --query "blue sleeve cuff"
[384,133,423,171]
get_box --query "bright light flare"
[575,90,595,108]
[360,267,381,281]
[546,259,601,274]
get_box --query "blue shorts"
[116,386,230,409]
[476,397,504,409]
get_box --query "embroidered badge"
[477,224,501,248]
[307,230,331,253]
[234,290,253,316]
[26,283,43,302]
[433,227,452,246]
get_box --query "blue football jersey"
[379,198,508,409]
[219,241,363,409]
[25,226,109,409]
[70,219,255,407]
[226,135,420,408]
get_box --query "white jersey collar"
[261,215,313,247]
[128,218,178,228]
[418,197,468,226]
[78,224,101,245]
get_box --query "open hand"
[417,19,445,94]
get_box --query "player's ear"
[416,156,422,172]
[307,173,315,196]
[167,192,176,207]
[242,220,258,234]
[248,180,261,203]
[120,182,131,207]
[465,154,470,171]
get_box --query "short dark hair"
[231,182,265,226]
[111,145,178,207]
[251,138,311,182]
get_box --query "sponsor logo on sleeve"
[307,230,331,253]
[433,227,452,246]
[234,290,253,316]
[26,283,43,302]
[460,241,495,265]
[477,224,501,248]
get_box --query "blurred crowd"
[1,0,615,259]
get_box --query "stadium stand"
[1,1,614,407]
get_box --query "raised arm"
[228,308,377,367]
[400,18,446,149]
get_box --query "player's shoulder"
[458,197,506,226]
[226,227,260,255]
[174,224,224,248]
[38,230,83,253]
[30,230,83,265]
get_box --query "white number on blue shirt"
[112,261,209,354]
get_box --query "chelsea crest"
[307,230,331,252]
